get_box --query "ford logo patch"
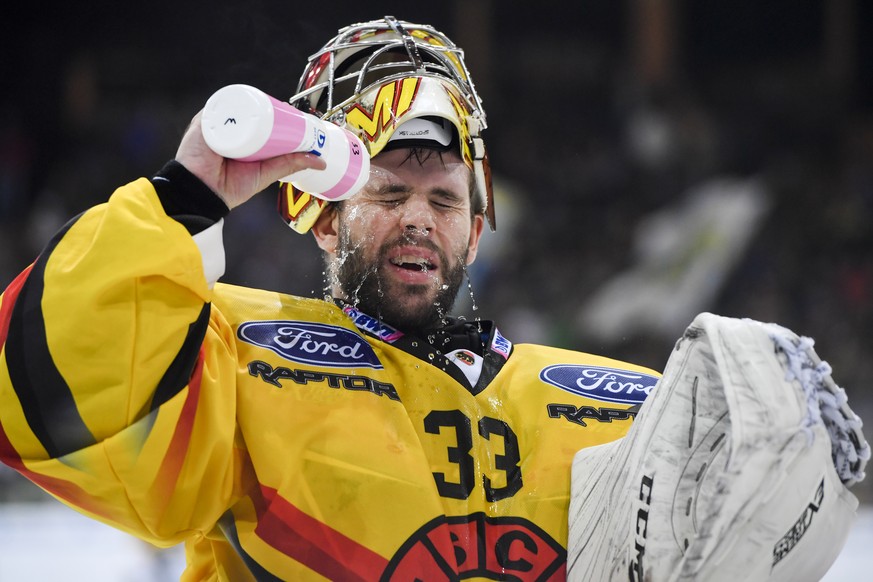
[540,365,656,404]
[238,320,382,369]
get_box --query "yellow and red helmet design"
[278,16,494,233]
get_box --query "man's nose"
[399,195,435,232]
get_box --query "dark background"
[2,0,872,502]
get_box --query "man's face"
[315,147,485,330]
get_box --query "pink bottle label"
[239,96,309,161]
[319,134,366,200]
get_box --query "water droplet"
[427,353,435,361]
[462,263,480,316]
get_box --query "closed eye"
[372,184,410,206]
[430,188,465,209]
[378,198,405,207]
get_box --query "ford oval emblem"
[238,320,382,369]
[540,364,656,404]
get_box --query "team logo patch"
[238,320,382,369]
[384,513,565,580]
[539,365,656,404]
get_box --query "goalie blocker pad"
[568,312,869,582]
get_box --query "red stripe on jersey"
[256,485,389,580]
[0,419,119,524]
[152,349,205,508]
[0,265,33,347]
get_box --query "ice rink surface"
[0,502,870,580]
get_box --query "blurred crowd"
[1,2,871,505]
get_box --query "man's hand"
[175,111,326,209]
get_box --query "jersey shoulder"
[212,282,341,325]
[511,342,661,377]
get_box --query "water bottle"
[200,84,369,201]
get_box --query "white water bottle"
[200,84,369,201]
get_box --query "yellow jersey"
[0,173,658,580]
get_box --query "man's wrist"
[151,160,230,234]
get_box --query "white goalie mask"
[278,16,494,233]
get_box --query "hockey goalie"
[568,313,870,581]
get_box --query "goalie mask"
[278,16,494,233]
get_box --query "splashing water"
[460,263,485,352]
[324,217,477,334]
[461,263,481,319]
[326,233,377,307]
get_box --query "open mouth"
[390,255,437,271]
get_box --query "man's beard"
[334,232,468,331]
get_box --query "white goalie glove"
[568,312,870,581]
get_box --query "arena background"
[1,0,872,579]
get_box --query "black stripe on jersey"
[151,160,229,235]
[149,302,211,413]
[218,512,284,582]
[5,214,97,459]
